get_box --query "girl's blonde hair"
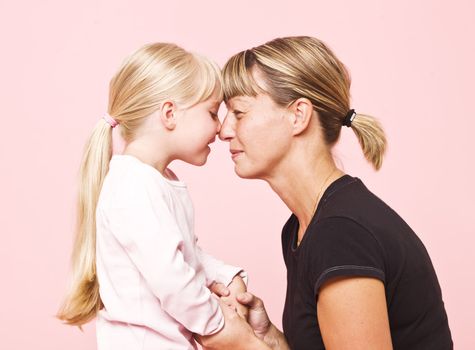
[57,43,222,326]
[222,36,386,170]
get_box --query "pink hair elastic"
[103,113,119,128]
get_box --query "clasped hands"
[196,276,274,350]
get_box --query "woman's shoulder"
[319,175,391,219]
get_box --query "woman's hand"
[235,292,271,339]
[209,275,249,319]
[236,292,290,350]
[196,299,271,350]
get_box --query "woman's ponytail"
[350,113,387,170]
[221,36,388,171]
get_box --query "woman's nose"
[219,114,235,141]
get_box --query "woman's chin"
[234,164,260,180]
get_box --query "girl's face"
[174,91,222,166]
[219,91,294,180]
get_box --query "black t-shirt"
[282,175,453,350]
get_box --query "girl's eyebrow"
[208,101,221,111]
[208,100,221,108]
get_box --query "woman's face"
[219,91,294,180]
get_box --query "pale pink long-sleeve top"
[95,155,246,350]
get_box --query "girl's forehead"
[208,97,222,105]
[205,90,223,106]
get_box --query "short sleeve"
[307,217,386,296]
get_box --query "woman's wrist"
[246,334,273,350]
[263,324,289,350]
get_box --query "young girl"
[57,43,248,350]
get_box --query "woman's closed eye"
[209,111,219,119]
[234,110,246,119]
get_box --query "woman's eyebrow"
[229,98,251,112]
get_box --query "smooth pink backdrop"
[1,0,473,348]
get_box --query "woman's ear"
[289,98,314,136]
[159,100,177,130]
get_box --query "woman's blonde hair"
[57,43,222,326]
[222,36,386,170]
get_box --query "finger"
[236,305,249,320]
[236,292,252,304]
[236,292,264,309]
[210,282,230,297]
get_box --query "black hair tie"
[343,109,356,127]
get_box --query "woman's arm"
[317,277,393,350]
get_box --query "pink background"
[1,0,474,348]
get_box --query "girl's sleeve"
[105,177,223,336]
[194,243,248,287]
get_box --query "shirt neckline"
[290,174,358,253]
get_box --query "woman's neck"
[265,151,344,242]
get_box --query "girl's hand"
[209,282,230,297]
[221,275,249,320]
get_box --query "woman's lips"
[230,149,243,160]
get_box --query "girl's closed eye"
[209,111,219,119]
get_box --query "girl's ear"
[289,98,314,136]
[159,100,177,130]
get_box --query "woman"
[199,36,453,349]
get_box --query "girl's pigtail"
[57,120,112,326]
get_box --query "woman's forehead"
[226,96,253,109]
